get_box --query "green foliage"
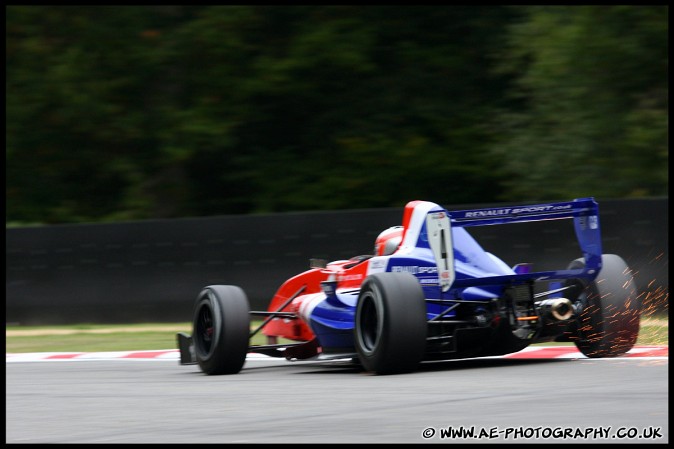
[491,6,668,201]
[6,6,668,224]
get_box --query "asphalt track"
[6,348,668,444]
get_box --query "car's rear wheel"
[567,254,641,358]
[192,285,250,375]
[354,272,427,374]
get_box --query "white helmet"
[374,226,403,256]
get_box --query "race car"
[177,198,641,375]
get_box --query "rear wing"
[446,197,602,287]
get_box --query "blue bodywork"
[308,198,602,352]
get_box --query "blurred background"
[6,5,668,226]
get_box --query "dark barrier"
[6,198,668,325]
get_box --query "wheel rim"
[358,291,381,355]
[570,255,640,357]
[195,301,215,357]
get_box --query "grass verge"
[6,315,668,354]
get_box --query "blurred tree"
[7,6,198,222]
[6,6,667,224]
[165,6,515,215]
[490,5,668,201]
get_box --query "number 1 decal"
[426,211,455,292]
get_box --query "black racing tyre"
[192,285,250,375]
[354,272,427,374]
[567,254,641,358]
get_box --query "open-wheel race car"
[177,198,642,375]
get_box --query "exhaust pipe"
[537,298,574,321]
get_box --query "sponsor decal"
[366,256,388,275]
[337,274,363,282]
[369,258,387,270]
[578,215,598,230]
[419,278,439,285]
[589,215,598,229]
[465,208,512,218]
[464,204,572,218]
[391,265,438,274]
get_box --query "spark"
[649,252,664,263]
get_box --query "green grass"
[634,315,669,345]
[5,315,668,354]
[5,323,189,353]
[6,331,185,353]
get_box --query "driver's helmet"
[374,226,403,256]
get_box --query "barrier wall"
[6,198,668,325]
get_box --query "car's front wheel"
[192,285,250,375]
